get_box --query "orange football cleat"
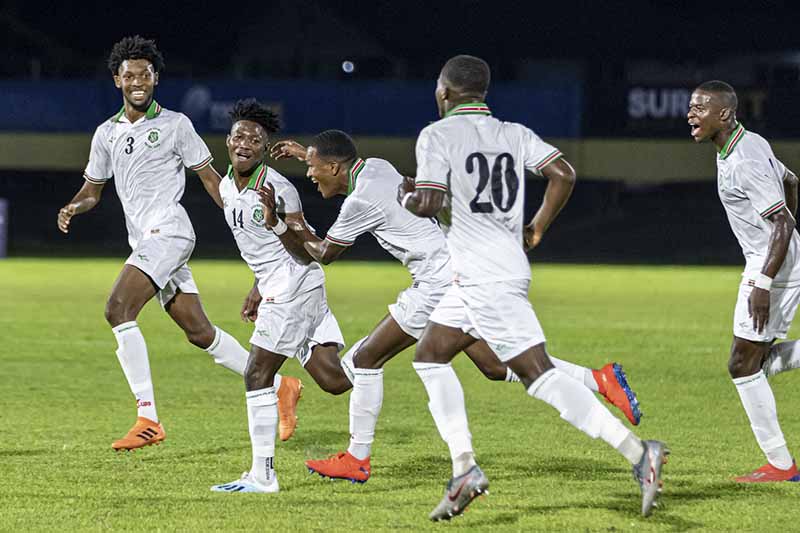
[592,362,642,425]
[735,461,800,483]
[111,416,165,451]
[277,376,303,441]
[306,452,371,483]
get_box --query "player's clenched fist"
[57,204,78,233]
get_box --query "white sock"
[113,321,158,422]
[246,387,278,486]
[528,368,643,464]
[347,368,384,460]
[205,326,249,375]
[413,362,475,477]
[505,367,521,382]
[340,337,366,384]
[733,371,793,470]
[206,326,282,389]
[763,340,800,378]
[549,356,599,392]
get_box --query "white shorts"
[733,280,800,342]
[388,282,449,339]
[428,280,545,362]
[125,234,198,307]
[250,285,345,366]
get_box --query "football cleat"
[734,460,800,483]
[305,451,371,483]
[593,362,643,425]
[633,440,669,517]
[211,471,279,493]
[111,416,165,451]
[277,376,303,441]
[429,465,489,521]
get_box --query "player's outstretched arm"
[783,169,798,218]
[397,176,445,218]
[524,157,576,250]
[57,180,105,234]
[257,183,326,265]
[195,165,223,208]
[750,207,795,333]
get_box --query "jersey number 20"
[466,152,519,213]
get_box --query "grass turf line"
[0,258,798,531]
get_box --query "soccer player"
[398,55,669,519]
[56,37,301,451]
[210,100,353,494]
[688,81,800,482]
[267,131,641,484]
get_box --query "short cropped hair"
[229,98,280,134]
[696,80,738,110]
[107,35,165,75]
[311,130,358,162]
[441,55,491,95]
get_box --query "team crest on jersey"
[252,206,265,225]
[144,128,161,148]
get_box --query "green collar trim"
[347,158,366,195]
[719,123,745,160]
[112,100,162,122]
[227,162,268,190]
[445,102,491,117]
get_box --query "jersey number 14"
[466,152,519,213]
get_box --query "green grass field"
[2,258,799,531]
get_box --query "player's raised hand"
[257,183,280,227]
[240,284,262,322]
[57,203,78,234]
[270,140,308,161]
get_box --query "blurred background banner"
[3,1,800,264]
[0,79,582,136]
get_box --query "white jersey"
[325,158,452,285]
[414,102,562,285]
[84,101,213,249]
[219,163,325,302]
[716,123,800,287]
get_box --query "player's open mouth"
[131,90,146,99]
[689,122,700,137]
[235,150,253,161]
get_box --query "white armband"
[754,273,773,291]
[271,218,288,236]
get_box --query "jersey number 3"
[466,153,519,213]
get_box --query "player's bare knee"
[479,360,508,381]
[244,357,274,390]
[728,341,765,378]
[104,296,133,326]
[186,326,215,349]
[352,343,381,369]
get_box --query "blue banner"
[3,79,582,137]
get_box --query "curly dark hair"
[107,35,165,75]
[229,98,281,134]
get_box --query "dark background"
[2,1,798,263]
